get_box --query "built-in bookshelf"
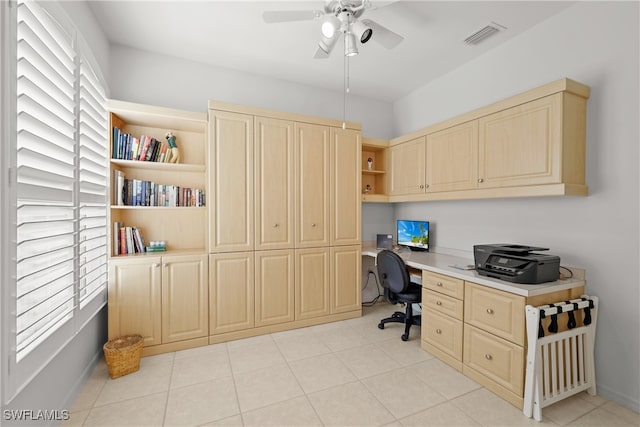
[362,137,389,202]
[108,100,208,257]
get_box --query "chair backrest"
[377,250,410,299]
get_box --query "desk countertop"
[362,244,585,298]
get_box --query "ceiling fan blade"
[262,10,323,23]
[314,46,330,59]
[361,19,404,49]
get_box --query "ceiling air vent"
[464,22,507,45]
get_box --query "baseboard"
[596,383,640,413]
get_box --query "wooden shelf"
[111,159,205,172]
[111,205,206,210]
[362,169,385,175]
[362,137,389,201]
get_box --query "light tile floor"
[65,304,639,427]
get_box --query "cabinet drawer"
[464,282,525,345]
[423,288,463,320]
[463,324,524,396]
[422,310,463,361]
[422,271,464,299]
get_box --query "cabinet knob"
[436,301,442,306]
[419,184,424,189]
[425,184,430,189]
[311,223,317,227]
[485,354,493,360]
[478,178,484,183]
[436,282,443,287]
[153,263,160,268]
[436,329,442,334]
[486,308,494,315]
[273,223,279,228]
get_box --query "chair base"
[378,305,422,341]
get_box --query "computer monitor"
[397,219,429,252]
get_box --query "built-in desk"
[362,243,586,409]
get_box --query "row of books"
[113,222,146,255]
[112,127,174,162]
[113,171,206,207]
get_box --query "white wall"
[392,1,639,411]
[109,45,394,139]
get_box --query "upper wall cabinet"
[388,78,590,202]
[390,136,426,196]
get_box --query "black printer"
[473,244,560,284]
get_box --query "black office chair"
[376,250,422,341]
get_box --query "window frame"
[1,0,110,403]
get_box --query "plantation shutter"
[15,0,77,361]
[78,56,108,315]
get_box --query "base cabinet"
[161,254,208,343]
[255,249,295,327]
[109,257,162,346]
[295,248,330,321]
[330,245,362,314]
[108,254,208,349]
[209,252,255,335]
[420,269,585,409]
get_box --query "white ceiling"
[88,1,575,102]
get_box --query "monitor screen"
[397,220,430,251]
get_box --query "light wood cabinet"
[464,282,525,345]
[463,324,524,396]
[295,122,330,248]
[421,271,464,370]
[389,136,425,196]
[161,254,208,343]
[255,117,294,250]
[418,268,585,409]
[478,94,562,188]
[388,78,589,202]
[330,127,361,246]
[255,249,295,327]
[425,121,479,192]
[209,252,255,335]
[361,137,389,202]
[108,257,162,346]
[330,245,362,314]
[295,247,330,320]
[209,110,254,252]
[109,253,208,350]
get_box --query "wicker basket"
[103,335,143,379]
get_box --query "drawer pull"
[436,329,442,334]
[436,301,442,306]
[436,282,443,287]
[486,308,494,315]
[485,354,493,360]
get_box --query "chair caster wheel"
[378,323,384,329]
[401,334,409,341]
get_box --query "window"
[3,0,108,400]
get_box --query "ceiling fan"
[262,0,404,58]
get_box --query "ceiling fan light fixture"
[321,15,340,38]
[351,19,372,43]
[318,32,339,55]
[345,32,358,56]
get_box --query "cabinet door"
[426,121,479,192]
[210,110,254,252]
[330,127,361,246]
[161,254,208,343]
[108,257,162,346]
[330,245,362,314]
[295,248,330,320]
[295,122,330,248]
[255,250,295,327]
[389,136,425,195]
[209,252,254,334]
[255,117,294,250]
[478,94,562,188]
